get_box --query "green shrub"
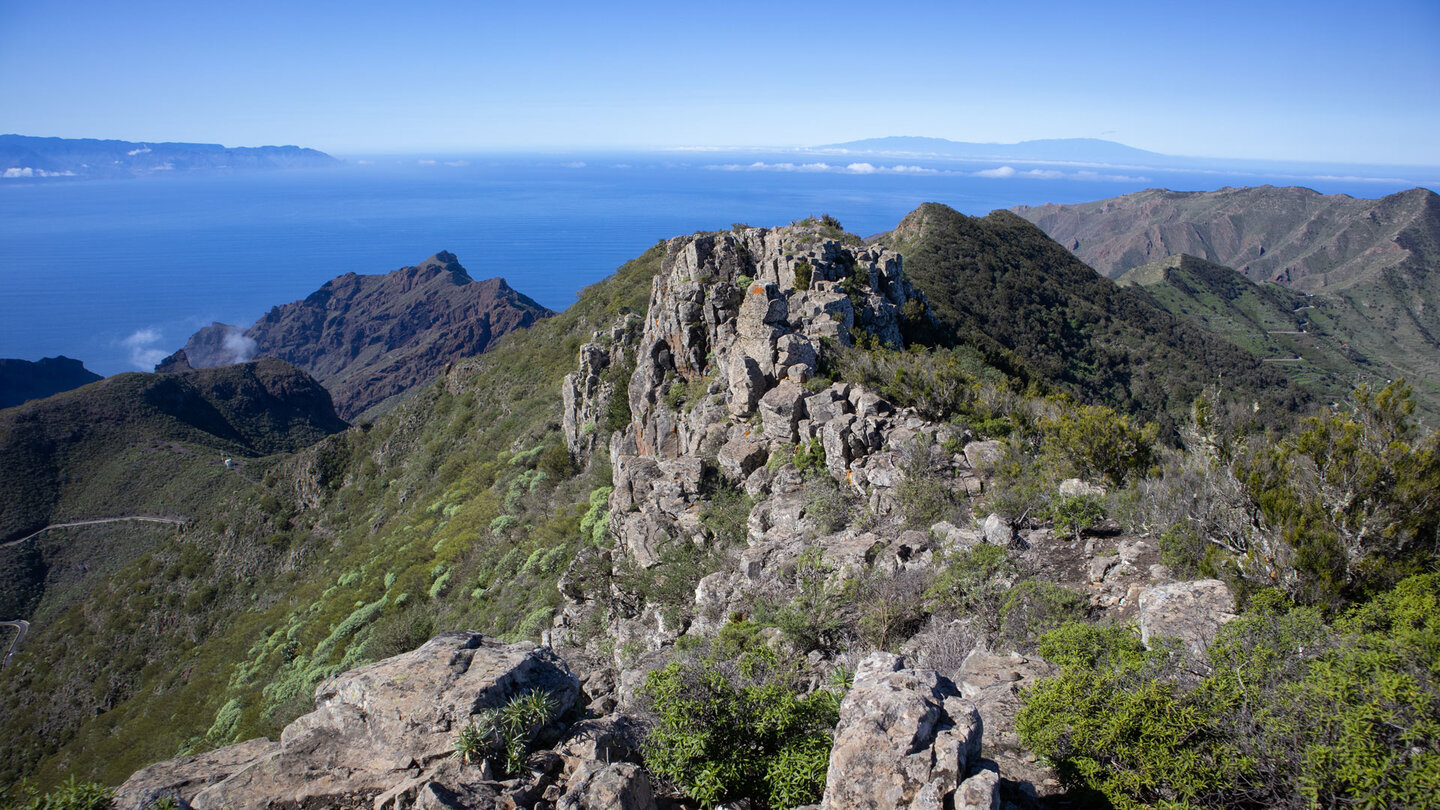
[792,438,826,476]
[1018,575,1440,809]
[802,475,850,536]
[897,439,965,528]
[997,580,1088,650]
[639,642,841,809]
[698,481,752,547]
[924,544,1015,636]
[792,260,812,292]
[11,777,114,810]
[769,548,846,654]
[1042,405,1157,487]
[1047,494,1105,542]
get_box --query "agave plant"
[451,708,499,767]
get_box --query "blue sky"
[1,0,1436,164]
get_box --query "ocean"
[2,150,1435,377]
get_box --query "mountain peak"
[169,253,553,418]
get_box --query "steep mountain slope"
[162,252,554,419]
[1012,186,1439,289]
[1015,186,1440,416]
[0,357,102,409]
[878,204,1305,429]
[0,241,664,791]
[2,215,1432,810]
[0,360,347,630]
[0,358,346,546]
[1116,254,1397,413]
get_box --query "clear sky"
[1,0,1436,164]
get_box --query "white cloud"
[417,159,437,165]
[120,328,169,369]
[221,330,258,363]
[845,162,877,174]
[560,161,586,168]
[974,166,1017,178]
[127,146,152,156]
[2,167,77,178]
[444,160,470,167]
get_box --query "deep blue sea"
[3,150,1437,376]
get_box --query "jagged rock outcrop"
[821,652,995,810]
[561,314,642,455]
[553,223,989,662]
[116,633,580,810]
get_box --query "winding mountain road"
[1,516,186,549]
[0,620,28,669]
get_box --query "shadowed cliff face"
[0,356,102,410]
[164,252,554,419]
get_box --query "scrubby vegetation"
[1017,576,1440,809]
[640,626,844,809]
[0,242,667,792]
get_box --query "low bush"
[1017,574,1440,809]
[639,637,843,809]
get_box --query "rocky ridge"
[1013,185,1440,291]
[554,224,981,657]
[118,634,1004,810]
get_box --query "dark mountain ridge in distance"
[0,356,102,409]
[0,358,346,547]
[0,134,339,179]
[161,252,555,419]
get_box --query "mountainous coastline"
[159,252,554,419]
[0,134,338,179]
[2,200,1434,810]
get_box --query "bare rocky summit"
[161,252,553,419]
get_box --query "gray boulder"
[558,762,656,810]
[1138,579,1238,658]
[121,633,580,810]
[821,653,983,810]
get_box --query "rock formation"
[822,652,995,810]
[117,633,584,810]
[555,222,984,661]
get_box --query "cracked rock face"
[117,633,579,810]
[822,653,989,810]
[1137,579,1238,659]
[552,223,986,664]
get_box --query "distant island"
[0,134,339,179]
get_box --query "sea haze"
[3,150,1436,376]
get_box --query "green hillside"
[0,241,665,791]
[879,204,1307,433]
[1117,254,1400,415]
